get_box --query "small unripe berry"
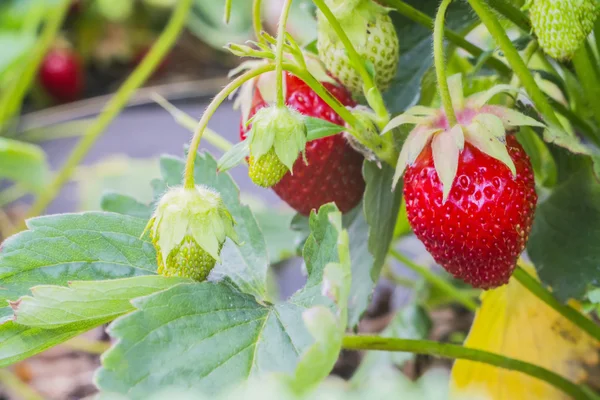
[146,186,237,281]
[247,106,307,188]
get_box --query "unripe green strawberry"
[317,0,399,96]
[248,148,289,188]
[529,0,599,60]
[247,105,307,188]
[146,186,237,281]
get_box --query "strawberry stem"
[312,0,389,126]
[572,43,600,128]
[183,63,278,189]
[253,0,265,43]
[342,336,596,400]
[513,264,600,342]
[275,0,294,108]
[433,0,458,127]
[380,0,511,77]
[466,0,563,128]
[24,0,193,224]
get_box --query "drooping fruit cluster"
[317,0,399,96]
[146,186,237,281]
[529,0,599,60]
[240,72,366,215]
[386,76,542,288]
[39,46,84,103]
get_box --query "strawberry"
[240,72,365,215]
[39,47,84,103]
[529,0,599,60]
[146,186,237,281]
[385,75,542,288]
[317,0,399,96]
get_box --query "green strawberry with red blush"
[385,75,543,289]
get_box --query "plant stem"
[64,336,111,354]
[0,185,28,209]
[184,64,277,188]
[286,64,398,166]
[25,0,193,221]
[466,0,562,127]
[487,0,530,31]
[0,369,44,400]
[389,249,478,311]
[433,0,458,126]
[312,0,389,124]
[253,0,264,42]
[224,0,232,23]
[0,0,71,126]
[275,0,294,108]
[572,43,600,127]
[513,266,600,342]
[506,40,538,108]
[380,0,511,77]
[342,336,593,400]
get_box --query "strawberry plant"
[2,0,600,398]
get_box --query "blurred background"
[0,1,471,398]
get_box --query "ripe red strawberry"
[404,135,536,289]
[240,72,365,215]
[39,47,84,103]
[386,74,542,288]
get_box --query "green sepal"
[217,140,250,173]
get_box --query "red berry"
[39,48,84,103]
[403,135,537,289]
[241,73,365,215]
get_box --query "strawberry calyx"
[248,105,308,174]
[145,186,237,268]
[384,74,546,201]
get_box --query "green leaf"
[101,192,153,219]
[157,152,270,300]
[288,212,351,393]
[0,137,48,191]
[0,212,156,306]
[363,161,403,280]
[0,33,36,73]
[0,276,186,367]
[96,205,346,397]
[12,276,188,329]
[0,321,88,369]
[528,164,600,301]
[216,140,249,173]
[305,116,345,141]
[254,209,302,264]
[384,0,477,113]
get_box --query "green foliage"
[96,204,348,397]
[0,137,48,192]
[528,162,600,301]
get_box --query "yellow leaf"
[451,266,598,400]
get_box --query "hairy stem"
[0,369,44,400]
[390,249,478,311]
[513,265,600,342]
[434,0,458,126]
[25,0,193,221]
[275,0,294,107]
[312,0,389,124]
[253,0,264,42]
[466,0,561,127]
[342,336,593,399]
[184,64,276,188]
[380,0,510,77]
